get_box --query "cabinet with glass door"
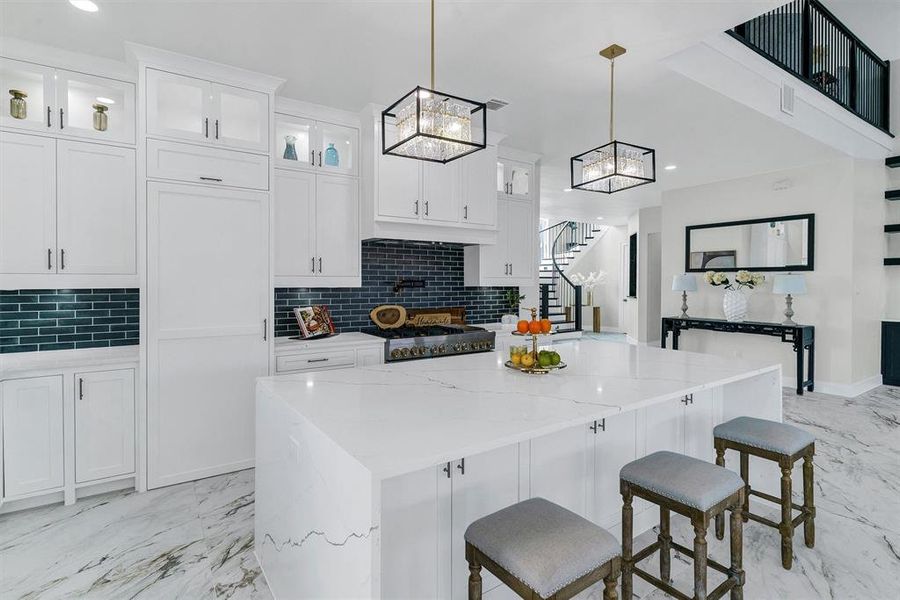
[275,113,358,177]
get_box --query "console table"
[661,317,815,395]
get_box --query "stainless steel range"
[365,305,496,362]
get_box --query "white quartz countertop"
[1,346,140,380]
[257,340,780,481]
[274,332,385,355]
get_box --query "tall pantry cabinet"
[132,45,285,489]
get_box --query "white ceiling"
[2,0,884,224]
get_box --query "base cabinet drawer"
[75,369,136,484]
[147,138,269,190]
[276,349,357,374]
[1,376,65,498]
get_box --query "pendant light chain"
[609,55,615,142]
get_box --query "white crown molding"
[124,42,285,93]
[276,96,361,129]
[0,36,134,82]
[497,145,542,164]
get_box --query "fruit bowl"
[504,359,567,375]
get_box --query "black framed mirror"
[685,213,814,272]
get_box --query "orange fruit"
[528,320,542,334]
[516,320,529,334]
[540,318,552,334]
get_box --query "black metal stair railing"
[539,221,603,332]
[729,0,891,134]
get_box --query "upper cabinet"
[275,113,358,176]
[497,158,533,201]
[146,68,268,153]
[0,57,135,144]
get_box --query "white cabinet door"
[644,398,684,457]
[0,58,56,132]
[377,124,420,220]
[147,182,269,489]
[56,140,136,274]
[1,376,64,498]
[422,161,460,223]
[381,465,448,599]
[506,161,532,201]
[460,146,497,227]
[275,114,316,170]
[505,199,533,281]
[146,139,269,190]
[212,82,269,153]
[0,132,56,274]
[317,120,358,177]
[483,199,510,280]
[356,346,384,366]
[451,446,520,600]
[146,69,212,144]
[316,174,359,278]
[592,412,638,527]
[273,169,316,278]
[75,369,135,483]
[56,70,135,144]
[529,424,592,518]
[683,391,715,463]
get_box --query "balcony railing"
[729,0,891,134]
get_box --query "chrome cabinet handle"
[199,176,223,182]
[204,117,209,138]
[215,119,219,140]
[47,248,52,270]
[78,378,84,400]
[318,257,322,273]
[463,204,468,219]
[47,106,51,127]
[60,249,66,270]
[59,108,64,129]
[425,201,429,216]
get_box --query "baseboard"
[783,374,883,398]
[600,327,624,334]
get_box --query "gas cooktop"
[363,324,496,362]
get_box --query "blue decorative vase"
[283,135,298,161]
[324,142,339,167]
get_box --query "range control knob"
[438,344,446,354]
[430,345,440,355]
[390,349,402,359]
[400,347,411,358]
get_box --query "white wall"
[661,159,885,395]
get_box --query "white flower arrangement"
[704,270,764,290]
[569,271,607,291]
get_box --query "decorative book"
[293,305,336,338]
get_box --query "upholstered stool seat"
[620,451,744,511]
[713,417,815,455]
[620,452,746,600]
[465,497,621,600]
[713,417,816,571]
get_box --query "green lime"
[550,352,561,366]
[538,354,552,367]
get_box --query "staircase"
[886,155,900,266]
[538,221,606,332]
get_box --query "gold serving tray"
[504,360,567,375]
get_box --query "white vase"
[723,288,748,322]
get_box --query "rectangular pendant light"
[571,140,656,193]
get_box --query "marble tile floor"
[1,385,897,599]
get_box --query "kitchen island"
[255,340,782,600]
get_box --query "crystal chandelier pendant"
[570,45,656,194]
[382,0,487,163]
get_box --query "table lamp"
[772,274,807,325]
[672,274,697,318]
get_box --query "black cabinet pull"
[78,378,84,400]
[47,248,52,270]
[463,205,468,219]
[443,462,452,478]
[456,458,465,475]
[59,108,64,129]
[425,201,429,216]
[318,257,322,273]
[47,106,51,127]
[199,176,223,182]
[317,151,322,167]
[307,357,330,363]
[311,257,316,273]
[60,248,66,270]
[204,117,209,138]
[215,119,219,139]
[263,318,267,341]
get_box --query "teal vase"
[324,142,339,167]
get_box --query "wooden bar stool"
[713,416,816,570]
[465,497,621,600]
[620,451,746,600]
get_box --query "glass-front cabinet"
[275,113,357,176]
[0,58,135,143]
[497,158,532,201]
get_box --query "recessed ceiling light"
[95,96,115,104]
[70,0,99,11]
[596,217,604,220]
[664,164,677,171]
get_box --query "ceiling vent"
[486,98,509,111]
[780,83,795,116]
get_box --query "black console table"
[661,317,815,395]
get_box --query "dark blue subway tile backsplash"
[0,289,139,354]
[275,240,516,337]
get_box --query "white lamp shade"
[773,274,807,295]
[672,274,697,292]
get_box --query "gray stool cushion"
[714,416,815,455]
[465,497,619,598]
[620,451,744,511]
